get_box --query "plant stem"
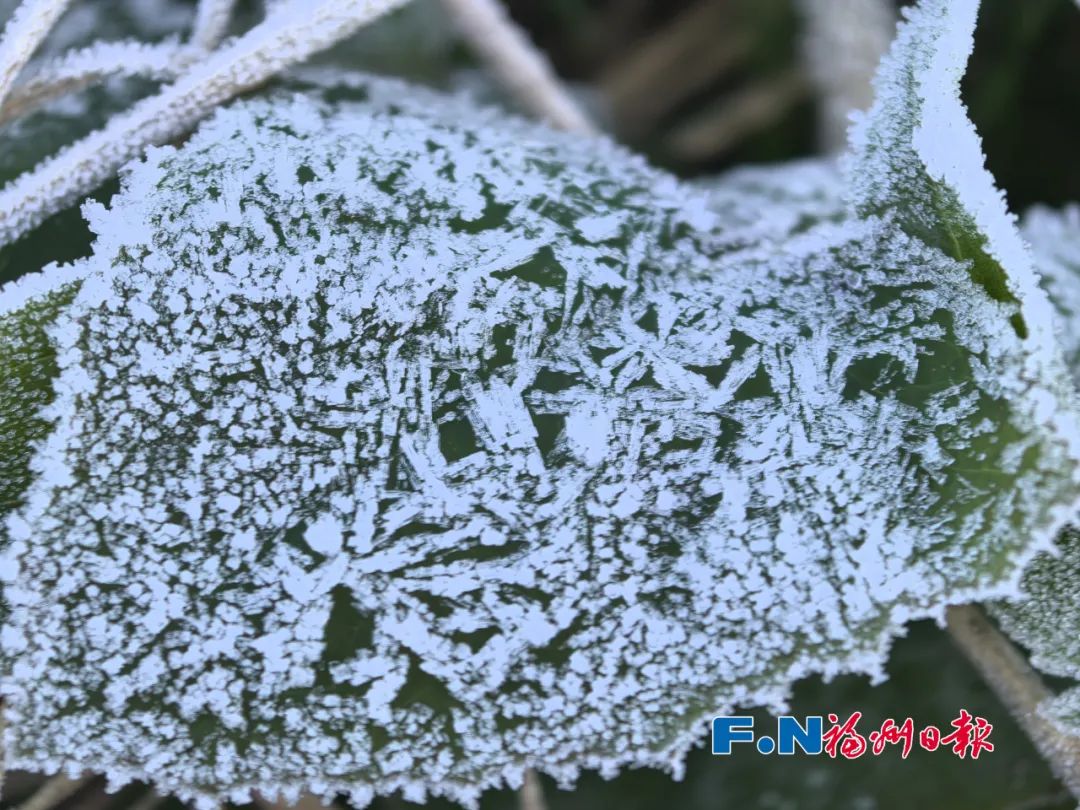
[12,774,90,810]
[0,0,72,109]
[192,0,238,51]
[946,604,1080,799]
[797,0,895,152]
[0,40,188,127]
[518,768,548,810]
[438,0,597,134]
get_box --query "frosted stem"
[11,774,90,810]
[0,0,73,110]
[946,604,1080,799]
[0,40,188,127]
[518,768,547,810]
[798,0,895,152]
[438,0,597,134]
[0,0,412,247]
[192,0,238,50]
[252,791,341,810]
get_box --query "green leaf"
[3,1,1079,804]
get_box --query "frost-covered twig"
[0,39,187,126]
[438,0,597,134]
[518,768,548,810]
[0,0,72,109]
[946,604,1080,800]
[666,71,809,161]
[191,0,238,51]
[11,774,90,810]
[0,0,412,247]
[798,0,895,152]
[253,790,336,810]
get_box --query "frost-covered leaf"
[991,204,1080,736]
[3,1,1080,806]
[0,274,77,516]
[1021,205,1080,385]
[994,527,1080,734]
[694,158,847,243]
[847,0,1055,342]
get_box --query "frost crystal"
[1021,205,1080,385]
[993,205,1080,735]
[3,1,1080,805]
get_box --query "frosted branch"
[798,0,895,152]
[0,40,188,126]
[438,0,597,134]
[11,774,90,810]
[0,0,73,109]
[518,769,547,810]
[191,0,238,51]
[0,0,413,247]
[946,605,1080,800]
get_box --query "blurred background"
[1,0,1080,808]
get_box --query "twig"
[0,0,73,109]
[518,768,547,810]
[191,0,238,51]
[0,0,413,248]
[599,0,730,108]
[797,0,895,152]
[946,604,1080,799]
[0,39,188,126]
[437,0,597,134]
[253,790,336,810]
[11,774,91,810]
[664,70,809,162]
[599,0,749,137]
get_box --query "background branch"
[0,0,72,108]
[191,0,238,51]
[438,0,597,134]
[518,768,547,810]
[947,604,1080,799]
[797,0,895,152]
[0,39,188,126]
[11,774,90,810]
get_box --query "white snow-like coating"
[847,0,1070,397]
[1,54,1079,805]
[994,528,1080,735]
[1022,205,1080,385]
[4,0,1080,801]
[992,205,1080,737]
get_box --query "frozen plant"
[3,0,1080,808]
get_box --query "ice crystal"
[1021,206,1080,385]
[3,0,1080,805]
[992,205,1080,735]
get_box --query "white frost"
[3,2,1080,804]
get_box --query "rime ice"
[993,205,1080,736]
[3,1,1080,805]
